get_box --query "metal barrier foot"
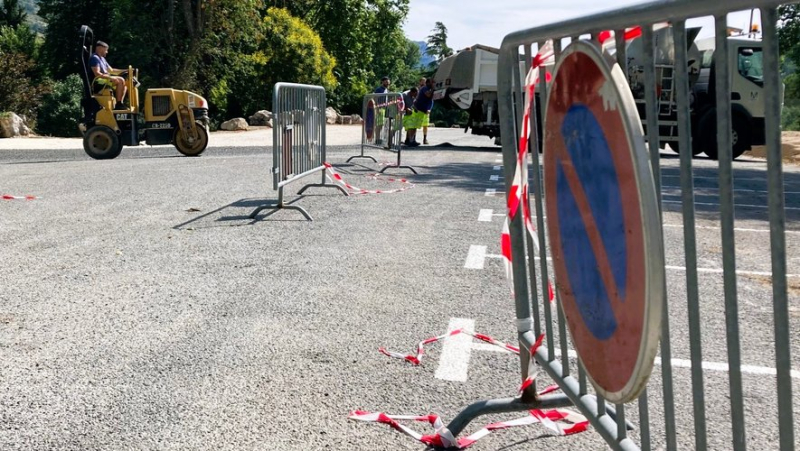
[346,155,378,163]
[444,394,574,440]
[379,165,418,175]
[297,183,349,197]
[249,204,313,221]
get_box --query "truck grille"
[152,96,171,116]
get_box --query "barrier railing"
[348,93,417,174]
[441,2,797,450]
[250,83,347,221]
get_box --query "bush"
[0,51,46,119]
[36,74,83,137]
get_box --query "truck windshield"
[738,47,763,85]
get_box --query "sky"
[403,0,763,51]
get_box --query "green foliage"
[781,7,800,130]
[0,0,27,28]
[0,49,47,118]
[0,23,36,57]
[34,0,417,123]
[430,103,467,129]
[36,73,83,136]
[224,7,336,118]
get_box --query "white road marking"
[660,174,774,183]
[478,209,507,222]
[662,185,800,196]
[664,223,800,235]
[662,199,800,211]
[493,165,502,171]
[465,246,503,269]
[485,189,505,196]
[473,343,515,353]
[661,223,800,234]
[465,245,488,269]
[490,175,503,181]
[551,349,800,379]
[435,318,475,382]
[665,265,800,278]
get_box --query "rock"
[0,112,31,138]
[325,107,339,125]
[221,118,248,131]
[350,114,363,125]
[337,115,352,125]
[249,110,273,126]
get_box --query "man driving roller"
[89,41,127,110]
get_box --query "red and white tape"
[2,194,37,201]
[379,328,546,394]
[379,328,520,365]
[348,404,589,449]
[501,41,555,303]
[324,162,414,195]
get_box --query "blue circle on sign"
[557,104,627,340]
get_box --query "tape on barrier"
[324,162,414,195]
[2,194,37,200]
[501,41,555,303]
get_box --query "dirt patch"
[744,273,800,297]
[749,131,800,165]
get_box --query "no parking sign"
[544,41,664,403]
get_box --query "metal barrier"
[250,83,347,221]
[437,1,797,450]
[348,93,417,174]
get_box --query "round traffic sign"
[543,41,664,404]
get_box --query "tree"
[0,0,26,28]
[264,0,416,113]
[425,21,452,66]
[225,7,336,117]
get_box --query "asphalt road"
[0,128,798,450]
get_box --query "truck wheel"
[83,125,122,160]
[174,122,209,156]
[731,115,750,160]
[702,113,750,160]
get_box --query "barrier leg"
[298,169,350,196]
[445,394,574,439]
[379,142,418,174]
[249,187,313,221]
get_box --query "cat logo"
[115,114,130,121]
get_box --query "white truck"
[626,26,767,159]
[432,44,524,146]
[434,29,768,159]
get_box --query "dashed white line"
[551,349,800,379]
[493,165,502,171]
[435,318,475,382]
[662,185,800,196]
[663,223,800,234]
[478,209,506,222]
[665,265,800,278]
[465,245,488,269]
[485,189,504,196]
[662,199,800,211]
[490,175,503,181]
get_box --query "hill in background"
[416,41,435,68]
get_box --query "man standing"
[374,76,390,94]
[89,41,127,110]
[414,78,434,145]
[402,87,419,146]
